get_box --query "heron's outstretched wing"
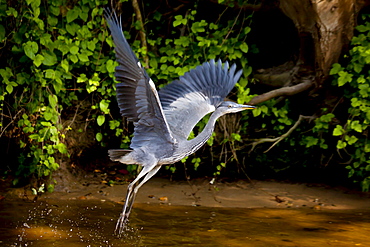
[105,10,176,149]
[159,60,242,140]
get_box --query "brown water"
[0,199,369,246]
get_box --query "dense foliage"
[0,0,116,191]
[327,13,370,191]
[1,0,369,191]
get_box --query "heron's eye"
[228,105,232,108]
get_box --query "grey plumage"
[105,9,255,235]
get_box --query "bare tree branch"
[247,79,314,105]
[248,115,314,153]
[0,109,24,138]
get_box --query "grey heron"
[105,9,255,234]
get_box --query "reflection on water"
[0,199,369,246]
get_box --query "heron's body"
[113,108,223,165]
[105,9,255,234]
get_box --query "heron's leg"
[115,163,157,234]
[115,164,162,235]
[124,165,161,219]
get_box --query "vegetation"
[327,13,370,191]
[1,0,370,191]
[0,0,116,191]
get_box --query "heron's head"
[217,101,256,114]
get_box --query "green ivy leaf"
[173,15,187,27]
[33,54,44,67]
[244,26,251,35]
[6,7,18,17]
[109,120,120,130]
[66,8,80,23]
[6,84,13,94]
[97,115,105,126]
[58,43,70,55]
[350,120,363,132]
[230,133,241,142]
[337,71,353,86]
[353,162,360,169]
[70,46,79,55]
[48,94,58,108]
[345,135,358,145]
[336,140,347,149]
[348,168,355,178]
[40,121,51,126]
[69,54,78,63]
[44,111,53,121]
[96,132,103,142]
[353,63,363,73]
[365,144,370,153]
[356,24,370,32]
[57,143,67,154]
[329,63,342,75]
[99,99,110,114]
[48,16,58,26]
[45,69,56,79]
[106,59,116,73]
[191,20,207,33]
[77,74,87,83]
[333,125,345,136]
[42,51,57,66]
[359,84,370,98]
[77,53,89,62]
[305,136,318,147]
[209,23,218,30]
[240,42,249,53]
[24,41,38,60]
[49,6,60,16]
[29,134,40,140]
[61,60,69,72]
[0,67,13,81]
[79,8,88,22]
[252,107,261,117]
[320,113,335,122]
[87,40,97,51]
[53,78,63,94]
[149,58,158,69]
[66,23,80,35]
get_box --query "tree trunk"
[249,0,368,105]
[281,0,355,80]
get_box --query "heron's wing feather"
[159,60,242,139]
[105,9,176,149]
[104,9,146,122]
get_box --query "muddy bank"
[5,177,368,211]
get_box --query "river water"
[0,199,369,246]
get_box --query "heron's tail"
[108,149,132,161]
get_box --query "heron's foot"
[115,212,129,235]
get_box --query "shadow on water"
[0,199,369,246]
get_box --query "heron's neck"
[186,110,223,155]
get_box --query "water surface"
[0,199,369,246]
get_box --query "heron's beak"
[241,105,256,110]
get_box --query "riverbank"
[3,177,368,210]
